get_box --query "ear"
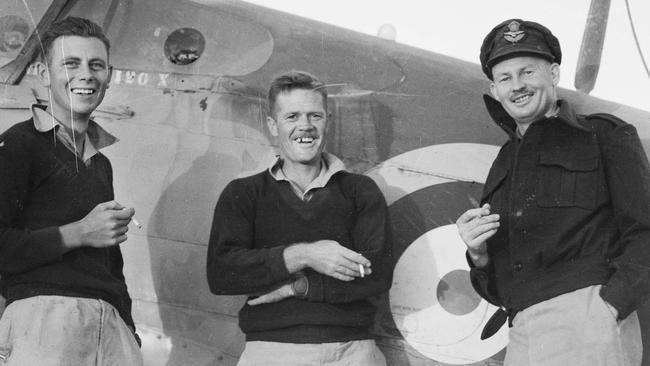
[106,65,113,89]
[550,63,560,87]
[266,116,278,137]
[36,61,50,87]
[322,113,330,135]
[489,82,500,101]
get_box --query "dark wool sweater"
[0,120,134,328]
[207,170,393,343]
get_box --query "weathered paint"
[0,1,648,365]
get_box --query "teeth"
[513,94,530,103]
[71,88,94,95]
[295,137,314,143]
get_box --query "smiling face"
[38,35,112,126]
[266,88,327,168]
[489,56,559,125]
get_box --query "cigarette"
[359,264,365,278]
[131,217,142,229]
[122,207,142,229]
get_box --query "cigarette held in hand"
[122,207,142,229]
[359,264,365,278]
[131,217,142,229]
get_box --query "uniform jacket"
[470,97,650,320]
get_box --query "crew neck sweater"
[0,120,134,328]
[208,169,393,343]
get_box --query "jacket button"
[514,209,523,217]
[513,263,523,272]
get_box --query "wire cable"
[625,0,650,79]
[20,0,57,147]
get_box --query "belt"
[480,307,518,340]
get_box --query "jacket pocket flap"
[539,152,599,171]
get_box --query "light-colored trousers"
[237,339,387,366]
[505,285,642,366]
[0,295,142,366]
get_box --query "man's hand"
[60,201,135,252]
[456,203,499,268]
[284,240,371,281]
[247,283,294,306]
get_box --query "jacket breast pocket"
[537,151,603,209]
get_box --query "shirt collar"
[31,104,118,161]
[482,95,588,139]
[269,152,346,199]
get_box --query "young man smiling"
[0,17,141,365]
[456,19,650,365]
[207,71,392,365]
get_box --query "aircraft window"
[0,0,50,69]
[164,28,205,65]
[68,0,273,76]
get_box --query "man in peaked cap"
[456,19,650,365]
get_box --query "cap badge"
[503,21,525,43]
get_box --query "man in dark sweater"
[207,71,393,365]
[0,17,142,365]
[456,19,649,365]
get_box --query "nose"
[297,115,314,129]
[511,75,525,91]
[77,63,95,81]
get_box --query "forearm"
[600,122,650,318]
[206,244,293,295]
[304,239,392,303]
[305,264,391,303]
[59,221,83,253]
[467,248,490,268]
[0,226,63,275]
[282,243,310,274]
[207,182,296,294]
[600,222,650,317]
[302,176,393,303]
[58,218,116,253]
[466,251,501,306]
[0,142,64,274]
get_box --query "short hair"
[39,16,110,63]
[267,70,327,117]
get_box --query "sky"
[244,0,650,112]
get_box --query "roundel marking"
[438,269,482,316]
[366,143,508,365]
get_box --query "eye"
[310,113,323,121]
[63,60,79,68]
[498,75,510,83]
[90,62,106,71]
[285,114,298,121]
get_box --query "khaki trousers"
[0,296,142,366]
[505,285,642,366]
[237,339,387,366]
